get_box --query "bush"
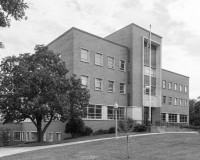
[93,129,108,135]
[133,124,146,132]
[0,127,10,146]
[82,126,93,136]
[65,117,85,138]
[108,127,115,134]
[120,117,136,132]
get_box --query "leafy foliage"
[0,127,10,146]
[82,126,93,136]
[65,117,85,137]
[189,99,200,125]
[0,0,29,48]
[0,45,90,142]
[120,117,136,133]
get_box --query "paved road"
[0,132,198,158]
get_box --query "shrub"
[120,117,136,132]
[133,124,146,132]
[82,126,93,136]
[108,127,115,134]
[65,117,85,138]
[0,127,10,146]
[93,129,108,135]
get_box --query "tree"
[189,99,200,126]
[0,0,29,48]
[0,45,90,142]
[65,75,90,137]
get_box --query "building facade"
[0,23,189,144]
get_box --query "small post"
[114,102,119,139]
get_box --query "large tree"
[0,45,90,142]
[0,0,28,48]
[189,99,200,125]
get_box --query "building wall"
[105,24,162,123]
[48,29,74,77]
[72,29,129,107]
[161,69,189,123]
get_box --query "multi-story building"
[0,23,189,144]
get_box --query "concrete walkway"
[0,132,198,158]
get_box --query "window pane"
[95,79,102,90]
[95,53,102,65]
[81,76,88,88]
[120,83,125,93]
[81,49,89,62]
[120,60,125,71]
[108,57,114,69]
[108,81,114,92]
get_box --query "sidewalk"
[0,132,198,158]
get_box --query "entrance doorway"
[144,107,152,125]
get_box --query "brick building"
[0,23,189,144]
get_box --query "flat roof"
[105,23,162,39]
[47,27,129,49]
[162,69,190,78]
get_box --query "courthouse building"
[0,23,189,143]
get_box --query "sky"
[0,0,199,99]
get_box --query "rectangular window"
[162,96,166,104]
[169,114,177,122]
[180,99,183,106]
[180,115,187,123]
[13,131,21,141]
[169,82,172,90]
[185,86,188,93]
[81,48,89,62]
[163,80,166,89]
[95,53,103,66]
[120,83,125,94]
[180,85,183,92]
[81,75,89,88]
[144,66,156,77]
[168,97,172,105]
[119,60,126,71]
[26,132,29,141]
[87,104,102,119]
[108,80,114,92]
[161,113,166,122]
[95,78,103,91]
[56,133,61,141]
[174,83,177,91]
[49,132,53,142]
[185,100,187,107]
[144,75,156,95]
[174,98,178,106]
[108,56,114,69]
[107,106,124,120]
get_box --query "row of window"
[81,48,126,71]
[3,131,62,142]
[162,96,187,106]
[161,113,187,123]
[84,104,125,120]
[162,80,188,93]
[81,76,126,94]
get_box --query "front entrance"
[144,107,152,125]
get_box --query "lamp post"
[114,102,119,139]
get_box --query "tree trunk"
[36,114,43,143]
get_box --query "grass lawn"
[1,133,200,160]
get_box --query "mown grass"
[1,133,200,160]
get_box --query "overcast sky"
[0,0,199,99]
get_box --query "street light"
[114,102,119,139]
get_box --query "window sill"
[119,69,126,72]
[108,67,115,70]
[81,60,89,63]
[95,63,103,67]
[120,93,126,95]
[108,91,114,93]
[95,89,103,92]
